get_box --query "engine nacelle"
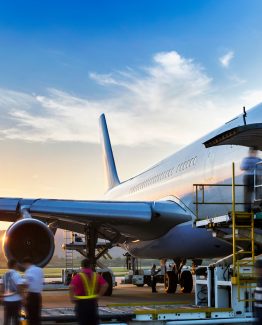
[3,218,55,267]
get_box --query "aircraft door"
[204,148,216,183]
[200,148,220,216]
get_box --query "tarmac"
[0,280,194,324]
[0,281,254,324]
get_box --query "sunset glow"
[0,2,261,263]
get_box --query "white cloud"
[0,51,256,148]
[219,51,234,68]
[241,90,262,108]
[228,74,246,86]
[89,72,119,86]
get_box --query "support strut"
[85,224,98,270]
[70,226,119,270]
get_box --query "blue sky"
[0,0,261,203]
[0,0,262,94]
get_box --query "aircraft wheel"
[164,271,178,293]
[102,272,113,296]
[180,270,193,293]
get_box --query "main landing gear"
[164,258,199,294]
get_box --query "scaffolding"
[194,162,256,302]
[63,230,74,271]
[254,161,262,203]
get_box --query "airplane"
[1,103,262,295]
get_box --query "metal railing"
[254,161,262,202]
[64,230,74,270]
[194,181,245,221]
[194,163,256,302]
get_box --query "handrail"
[194,163,256,302]
[254,161,262,201]
[232,162,236,276]
[193,180,245,221]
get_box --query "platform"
[16,283,255,324]
[39,305,240,323]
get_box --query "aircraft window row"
[130,170,172,193]
[176,156,197,172]
[130,156,196,194]
[130,156,197,194]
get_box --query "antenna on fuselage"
[243,106,247,125]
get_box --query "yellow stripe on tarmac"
[134,307,233,315]
[107,301,192,307]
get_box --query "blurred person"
[151,264,160,293]
[240,147,262,212]
[74,233,83,243]
[23,257,44,325]
[254,259,262,324]
[0,259,24,325]
[69,258,108,325]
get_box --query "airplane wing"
[0,114,193,268]
[0,198,192,242]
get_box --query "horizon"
[0,1,262,231]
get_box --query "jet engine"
[3,218,55,267]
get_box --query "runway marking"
[107,301,192,307]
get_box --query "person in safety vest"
[69,258,108,325]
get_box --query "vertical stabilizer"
[99,114,120,190]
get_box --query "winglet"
[99,114,120,190]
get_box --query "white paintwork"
[101,103,262,259]
[1,104,262,262]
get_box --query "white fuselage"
[104,104,262,259]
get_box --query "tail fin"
[99,114,120,190]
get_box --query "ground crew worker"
[69,258,109,325]
[151,264,160,293]
[0,259,24,325]
[74,233,83,243]
[23,256,44,325]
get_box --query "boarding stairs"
[63,230,74,270]
[194,162,258,302]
